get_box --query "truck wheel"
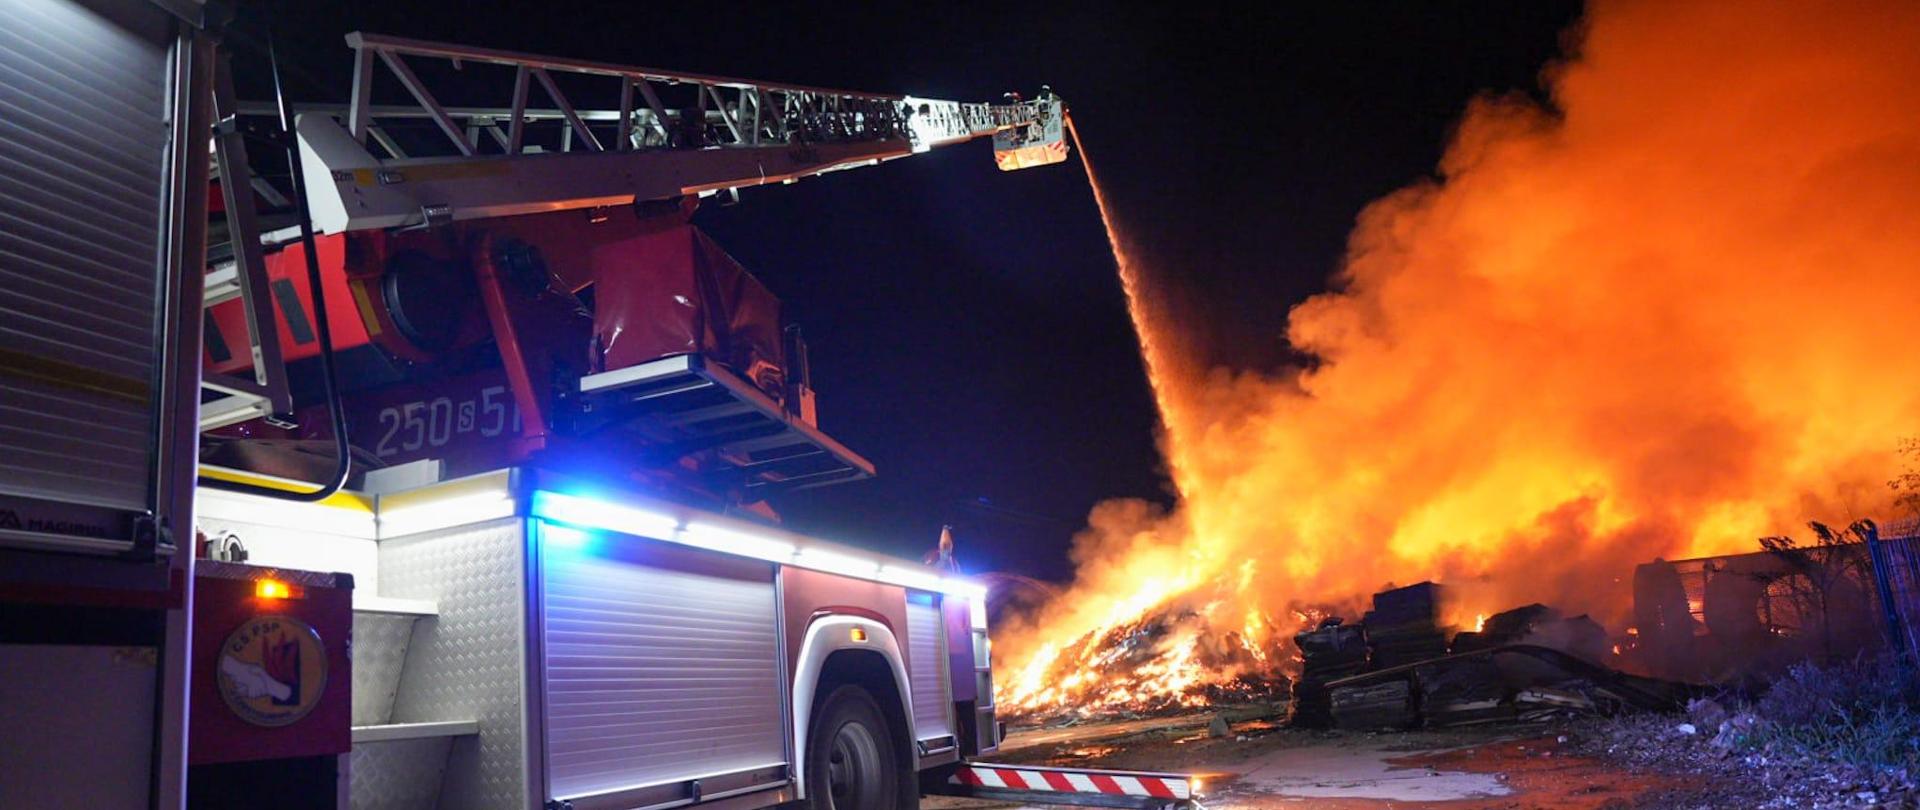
[807,685,904,810]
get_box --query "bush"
[1751,658,1920,772]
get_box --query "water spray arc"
[1064,113,1190,456]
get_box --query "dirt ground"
[926,710,1738,810]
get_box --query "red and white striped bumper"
[950,764,1193,801]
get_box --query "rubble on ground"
[1287,581,1694,733]
[1207,714,1231,737]
[1289,617,1364,728]
[1362,582,1451,668]
[1568,709,1918,809]
[1330,679,1417,730]
[1418,656,1510,726]
[1007,566,1920,808]
[1293,583,1450,730]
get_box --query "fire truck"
[0,3,1190,810]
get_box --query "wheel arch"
[791,615,917,801]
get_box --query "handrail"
[334,31,1044,158]
[347,31,902,101]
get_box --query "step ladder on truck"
[0,4,1191,810]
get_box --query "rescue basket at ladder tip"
[994,97,1071,171]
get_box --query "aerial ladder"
[198,30,1073,507]
[0,8,1197,810]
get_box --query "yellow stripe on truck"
[0,347,149,404]
[198,465,373,512]
[350,161,511,187]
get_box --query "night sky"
[245,2,1583,582]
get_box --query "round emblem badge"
[215,614,328,727]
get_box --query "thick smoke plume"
[1000,0,1920,713]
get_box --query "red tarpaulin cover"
[591,221,786,401]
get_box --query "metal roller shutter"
[0,0,174,523]
[539,525,787,801]
[906,597,952,741]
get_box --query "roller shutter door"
[906,597,952,741]
[539,525,787,801]
[0,0,178,543]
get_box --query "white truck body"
[195,466,997,810]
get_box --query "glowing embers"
[997,598,1291,720]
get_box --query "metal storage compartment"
[344,478,805,810]
[0,0,188,552]
[371,517,527,809]
[535,521,790,807]
[0,3,210,805]
[194,468,979,810]
[906,595,955,744]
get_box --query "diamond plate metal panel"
[350,737,453,810]
[378,519,528,810]
[352,613,417,727]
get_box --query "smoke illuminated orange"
[1001,0,1920,716]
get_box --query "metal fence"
[1661,518,1920,660]
[1870,518,1920,660]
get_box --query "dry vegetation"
[1571,658,1920,808]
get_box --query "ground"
[924,710,1774,810]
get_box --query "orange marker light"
[850,627,868,643]
[256,579,292,600]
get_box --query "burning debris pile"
[1289,619,1365,727]
[1360,583,1451,669]
[1297,582,1691,732]
[1289,583,1449,728]
[998,604,1290,721]
[1453,604,1601,657]
[998,575,1683,730]
[998,0,1920,721]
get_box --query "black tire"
[806,685,913,810]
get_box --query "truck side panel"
[780,566,909,673]
[375,518,531,810]
[782,564,956,792]
[905,593,956,746]
[535,522,789,805]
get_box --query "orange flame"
[1000,0,1920,716]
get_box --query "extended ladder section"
[293,32,1047,233]
[200,32,1054,437]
